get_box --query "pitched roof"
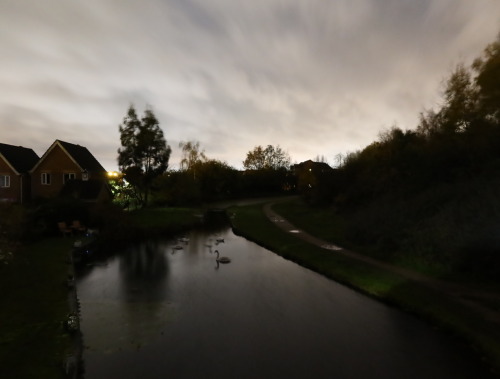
[32,140,106,173]
[58,140,106,172]
[0,143,40,174]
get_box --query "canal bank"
[0,237,76,379]
[6,201,495,377]
[228,200,500,376]
[76,216,496,379]
[64,248,82,379]
[0,206,207,379]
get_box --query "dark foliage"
[30,198,90,239]
[152,166,294,207]
[320,34,500,279]
[117,105,171,207]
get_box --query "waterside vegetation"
[229,199,500,375]
[0,238,75,379]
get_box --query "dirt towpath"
[263,202,500,326]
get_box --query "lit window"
[0,175,10,188]
[41,173,51,185]
[64,173,76,183]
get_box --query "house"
[0,143,40,203]
[293,160,336,204]
[30,140,111,202]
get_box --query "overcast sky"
[1,1,499,171]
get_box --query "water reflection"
[119,240,169,302]
[76,224,495,379]
[76,240,176,354]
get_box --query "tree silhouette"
[243,145,291,170]
[325,32,500,277]
[118,105,171,207]
[179,140,207,179]
[473,33,500,119]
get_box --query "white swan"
[214,250,231,264]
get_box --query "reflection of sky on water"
[119,240,169,302]
[76,225,495,379]
[77,242,176,354]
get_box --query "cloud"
[1,0,500,170]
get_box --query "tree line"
[116,108,293,207]
[322,34,500,278]
[115,33,500,278]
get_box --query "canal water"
[75,223,494,379]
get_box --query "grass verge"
[229,200,500,375]
[0,237,76,379]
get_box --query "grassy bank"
[0,237,75,379]
[229,200,500,375]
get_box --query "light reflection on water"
[76,226,494,379]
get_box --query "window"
[0,175,10,188]
[63,173,76,183]
[41,173,51,185]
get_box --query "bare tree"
[179,140,208,179]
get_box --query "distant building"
[0,143,39,203]
[293,160,336,204]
